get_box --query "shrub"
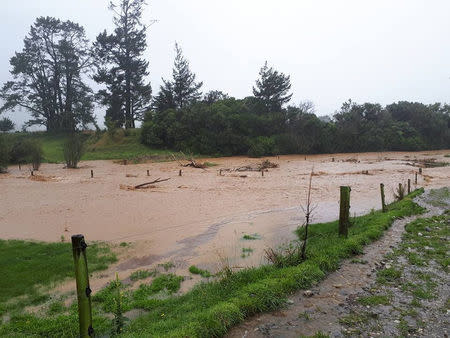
[0,136,9,173]
[64,134,85,168]
[29,142,43,170]
[8,139,43,170]
[247,136,277,157]
[0,117,14,132]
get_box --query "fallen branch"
[134,177,170,189]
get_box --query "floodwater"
[1,151,449,284]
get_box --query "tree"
[253,61,292,112]
[203,90,229,104]
[0,17,95,132]
[152,80,176,113]
[153,43,202,112]
[172,43,203,109]
[0,117,14,132]
[93,0,152,129]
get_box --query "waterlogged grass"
[0,240,117,336]
[242,233,261,240]
[1,189,425,337]
[0,240,116,304]
[130,269,158,281]
[189,265,212,278]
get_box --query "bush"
[247,136,277,157]
[8,139,43,170]
[0,136,9,173]
[0,117,14,132]
[63,134,85,168]
[29,142,43,170]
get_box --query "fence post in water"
[71,235,93,338]
[147,170,150,176]
[179,169,182,176]
[338,186,351,237]
[415,172,418,185]
[90,170,93,179]
[407,179,411,194]
[380,183,386,212]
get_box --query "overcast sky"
[1,0,450,129]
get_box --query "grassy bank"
[0,190,425,337]
[3,130,172,164]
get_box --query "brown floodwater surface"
[1,151,449,281]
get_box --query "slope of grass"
[4,130,172,163]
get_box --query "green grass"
[0,189,425,337]
[189,265,212,278]
[0,240,116,304]
[357,295,391,306]
[242,233,261,240]
[130,269,158,281]
[3,130,173,163]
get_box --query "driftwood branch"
[134,178,170,189]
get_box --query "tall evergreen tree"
[0,17,94,132]
[253,61,292,112]
[93,0,152,128]
[152,43,202,112]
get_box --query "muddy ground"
[227,189,449,337]
[1,150,449,294]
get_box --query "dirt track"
[1,151,449,284]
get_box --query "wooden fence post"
[380,183,386,212]
[419,168,422,175]
[415,172,418,185]
[407,179,411,194]
[147,170,150,176]
[339,186,351,237]
[261,170,264,177]
[90,170,93,179]
[179,169,182,176]
[72,235,93,338]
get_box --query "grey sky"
[1,0,450,129]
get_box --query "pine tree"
[152,43,202,112]
[93,0,152,128]
[253,61,292,112]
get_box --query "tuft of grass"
[158,261,175,271]
[376,267,402,284]
[242,233,261,240]
[130,269,158,281]
[357,295,391,306]
[189,265,212,278]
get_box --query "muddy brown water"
[1,151,449,294]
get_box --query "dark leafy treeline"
[141,99,450,156]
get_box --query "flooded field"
[1,150,449,289]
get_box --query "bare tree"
[300,168,316,260]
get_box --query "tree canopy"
[93,0,152,129]
[253,61,293,112]
[0,17,95,132]
[152,43,202,112]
